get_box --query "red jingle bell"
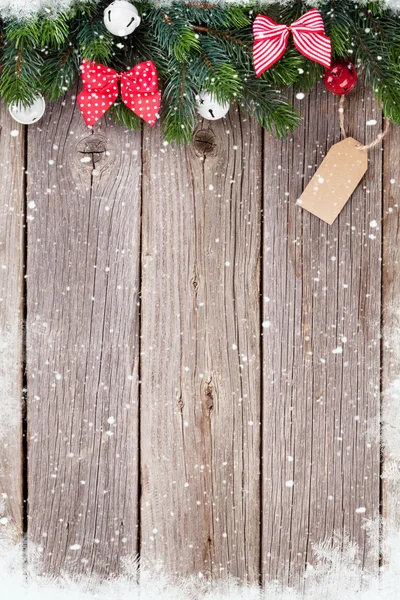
[323,60,357,95]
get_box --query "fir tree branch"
[0,0,399,141]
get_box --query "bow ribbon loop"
[253,9,331,77]
[77,59,161,126]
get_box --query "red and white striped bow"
[253,9,331,77]
[77,59,161,127]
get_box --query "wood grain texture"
[140,112,262,580]
[26,91,141,575]
[262,86,382,586]
[382,123,400,559]
[0,109,25,532]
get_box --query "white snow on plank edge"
[1,0,400,20]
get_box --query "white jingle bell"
[104,1,141,37]
[196,91,230,120]
[9,95,46,125]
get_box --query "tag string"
[338,95,390,151]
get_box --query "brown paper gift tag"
[297,137,368,225]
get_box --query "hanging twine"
[338,95,390,150]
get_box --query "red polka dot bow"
[77,59,161,126]
[253,9,331,77]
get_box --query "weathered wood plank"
[382,123,400,564]
[140,112,262,580]
[0,109,25,533]
[26,93,141,575]
[262,86,382,586]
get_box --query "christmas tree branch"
[0,0,399,141]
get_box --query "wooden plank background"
[382,114,400,573]
[26,94,141,575]
[0,112,24,535]
[141,114,261,579]
[262,87,382,586]
[0,83,391,587]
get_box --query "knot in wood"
[190,276,199,292]
[177,396,185,412]
[193,129,218,157]
[76,134,109,168]
[203,381,214,412]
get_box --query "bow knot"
[77,59,161,126]
[253,9,331,77]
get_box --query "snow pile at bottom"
[0,522,400,600]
